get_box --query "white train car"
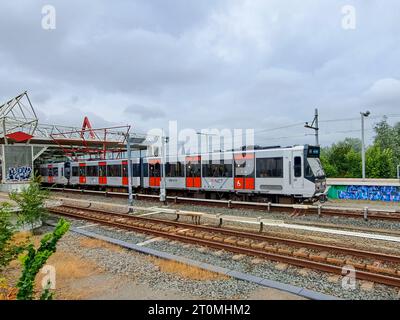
[39,144,326,202]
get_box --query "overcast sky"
[1,0,400,148]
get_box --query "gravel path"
[43,217,303,300]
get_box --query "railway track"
[48,204,400,288]
[46,187,400,222]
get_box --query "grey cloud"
[1,0,400,147]
[124,104,166,121]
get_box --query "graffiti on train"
[6,166,32,181]
[338,185,400,202]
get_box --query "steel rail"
[49,205,400,287]
[46,187,400,221]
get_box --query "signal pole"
[160,133,169,203]
[305,108,319,146]
[126,132,133,207]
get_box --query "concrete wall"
[327,185,400,202]
[1,145,33,183]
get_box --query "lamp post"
[360,111,370,180]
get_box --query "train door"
[149,159,161,187]
[99,162,107,185]
[234,153,255,190]
[292,152,304,190]
[64,162,71,185]
[122,161,128,186]
[47,164,54,184]
[186,156,201,188]
[79,163,86,184]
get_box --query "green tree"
[320,149,337,177]
[366,145,396,178]
[16,219,70,300]
[321,138,362,178]
[374,118,400,166]
[9,176,49,233]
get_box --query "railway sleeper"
[309,254,327,263]
[237,240,252,247]
[345,259,366,270]
[223,237,237,245]
[293,251,310,259]
[212,236,224,242]
[326,257,345,266]
[250,242,268,250]
[278,248,293,256]
[366,265,398,276]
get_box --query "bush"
[9,176,49,232]
[16,219,70,300]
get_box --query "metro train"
[39,145,327,203]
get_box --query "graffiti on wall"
[6,166,32,181]
[337,185,400,202]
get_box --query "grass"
[2,232,104,300]
[79,237,124,253]
[149,256,229,281]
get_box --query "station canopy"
[0,92,152,162]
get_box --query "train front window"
[306,158,325,178]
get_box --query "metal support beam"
[32,146,49,161]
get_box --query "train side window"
[143,163,149,177]
[166,162,185,177]
[132,163,141,177]
[107,165,122,177]
[202,160,232,178]
[256,158,283,178]
[294,156,302,177]
[87,166,98,177]
[48,168,53,177]
[53,167,58,177]
[72,167,78,177]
